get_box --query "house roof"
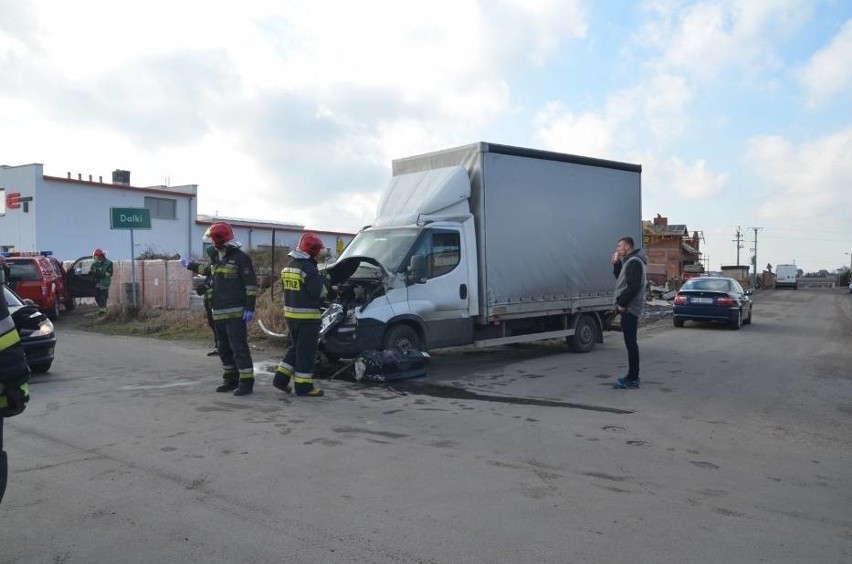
[682,241,700,255]
[649,223,689,236]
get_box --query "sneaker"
[206,348,218,357]
[296,388,324,397]
[613,376,640,389]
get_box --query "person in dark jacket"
[611,236,647,389]
[0,287,31,503]
[181,222,257,396]
[90,248,113,314]
[273,233,328,397]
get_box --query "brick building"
[643,214,704,286]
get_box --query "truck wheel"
[382,324,421,354]
[568,315,597,353]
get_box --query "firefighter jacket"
[90,258,114,289]
[0,293,30,417]
[281,250,327,320]
[189,247,257,321]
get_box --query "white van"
[775,264,798,290]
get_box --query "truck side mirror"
[408,255,428,284]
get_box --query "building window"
[144,196,177,219]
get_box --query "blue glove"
[243,310,254,323]
[179,257,191,269]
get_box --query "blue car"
[673,277,753,330]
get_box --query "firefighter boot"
[233,378,254,396]
[216,379,239,393]
[272,372,292,393]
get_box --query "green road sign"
[110,207,151,230]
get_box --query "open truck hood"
[322,256,388,285]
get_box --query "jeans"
[621,312,640,379]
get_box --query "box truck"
[774,264,798,289]
[319,142,642,359]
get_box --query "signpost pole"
[130,228,137,307]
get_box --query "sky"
[1,0,851,273]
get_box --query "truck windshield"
[339,228,420,273]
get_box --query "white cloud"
[747,128,852,228]
[637,0,809,80]
[667,157,729,199]
[798,19,852,108]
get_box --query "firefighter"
[273,232,328,397]
[90,248,113,314]
[0,285,31,503]
[181,222,258,396]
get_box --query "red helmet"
[297,233,324,257]
[204,222,235,247]
[93,248,105,258]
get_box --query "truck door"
[406,228,472,347]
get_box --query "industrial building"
[0,163,353,261]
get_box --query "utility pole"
[733,226,744,266]
[748,227,763,287]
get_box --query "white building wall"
[0,164,39,251]
[34,177,197,261]
[2,162,353,263]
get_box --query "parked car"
[4,285,56,373]
[4,251,72,320]
[673,276,753,330]
[66,256,98,301]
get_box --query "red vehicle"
[4,251,73,320]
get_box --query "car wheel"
[29,362,52,374]
[568,314,598,353]
[729,310,742,330]
[382,324,422,354]
[673,318,685,327]
[744,306,752,325]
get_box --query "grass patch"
[82,287,288,343]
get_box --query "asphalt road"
[3,289,851,563]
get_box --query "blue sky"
[1,0,850,272]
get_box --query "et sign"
[110,207,152,230]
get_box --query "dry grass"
[84,286,288,343]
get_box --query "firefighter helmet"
[93,248,105,259]
[204,222,235,247]
[297,233,324,257]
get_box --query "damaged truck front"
[320,142,642,359]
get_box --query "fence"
[106,260,194,309]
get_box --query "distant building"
[0,163,353,260]
[643,214,704,286]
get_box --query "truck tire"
[568,314,597,353]
[382,324,421,354]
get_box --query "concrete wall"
[0,164,39,251]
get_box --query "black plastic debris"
[354,350,429,383]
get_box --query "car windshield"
[339,228,420,273]
[8,262,39,281]
[3,286,24,307]
[683,279,732,292]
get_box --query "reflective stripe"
[294,373,313,384]
[238,367,254,379]
[281,270,304,291]
[284,311,322,320]
[276,362,294,376]
[0,327,22,351]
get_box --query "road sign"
[110,207,151,230]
